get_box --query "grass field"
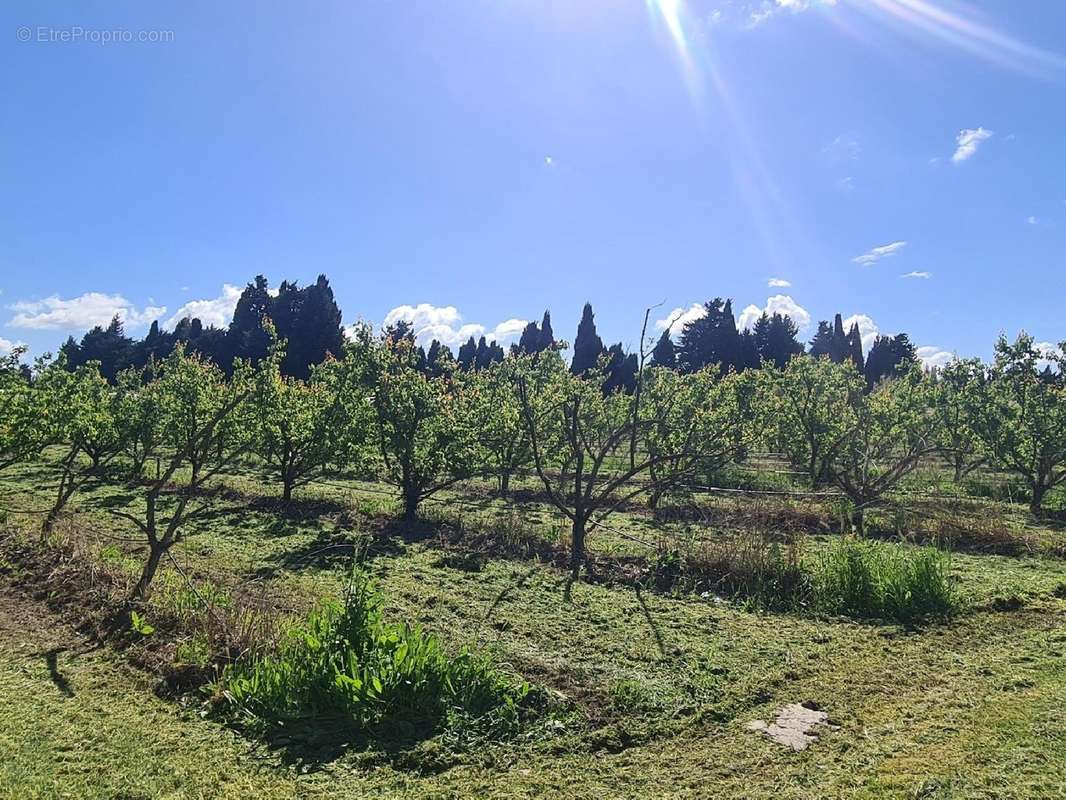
[2,454,1066,799]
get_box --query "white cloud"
[952,127,993,163]
[739,295,812,332]
[544,156,553,166]
[901,271,932,279]
[767,277,792,288]
[1027,215,1039,225]
[837,314,956,370]
[165,284,242,329]
[777,0,838,8]
[657,296,811,338]
[823,135,860,163]
[842,313,881,352]
[837,176,855,192]
[382,303,528,349]
[747,7,774,27]
[0,337,25,355]
[739,0,837,28]
[916,345,954,369]
[1035,341,1064,371]
[8,293,164,331]
[655,303,708,336]
[853,241,907,266]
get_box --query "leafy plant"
[215,571,531,739]
[130,610,156,636]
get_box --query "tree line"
[2,315,1064,596]
[55,273,926,390]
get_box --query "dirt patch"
[745,703,833,751]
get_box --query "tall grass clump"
[214,571,531,740]
[682,530,811,610]
[815,538,956,622]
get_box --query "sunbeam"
[645,0,803,272]
[845,0,1066,76]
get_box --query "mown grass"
[2,452,1066,797]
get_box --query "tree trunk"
[282,472,294,504]
[499,469,511,498]
[1029,482,1047,516]
[852,507,865,537]
[42,468,77,536]
[131,542,165,600]
[647,485,664,510]
[402,486,419,521]
[570,515,587,580]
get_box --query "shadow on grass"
[249,517,447,579]
[44,648,74,697]
[245,712,451,772]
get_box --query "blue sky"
[2,0,1064,366]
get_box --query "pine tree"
[809,321,834,359]
[228,275,273,368]
[754,313,803,368]
[571,302,605,375]
[602,343,637,394]
[739,329,761,370]
[650,330,677,369]
[69,316,133,383]
[289,274,345,379]
[677,298,741,374]
[864,333,917,388]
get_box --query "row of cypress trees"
[58,275,919,389]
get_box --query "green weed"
[214,570,532,741]
[815,537,956,622]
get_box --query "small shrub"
[214,571,531,740]
[815,538,956,622]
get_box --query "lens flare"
[645,0,802,272]
[848,0,1066,76]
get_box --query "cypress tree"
[517,321,542,355]
[457,336,477,370]
[571,302,605,375]
[846,322,865,370]
[828,313,848,363]
[539,311,555,352]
